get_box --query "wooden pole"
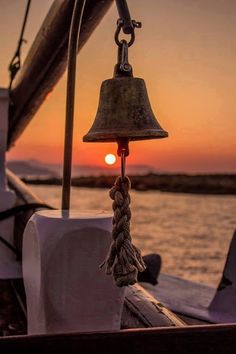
[8,0,114,149]
[61,0,86,210]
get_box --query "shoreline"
[22,173,236,195]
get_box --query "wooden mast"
[7,0,114,149]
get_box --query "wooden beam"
[8,0,114,149]
[7,169,45,204]
[123,284,185,328]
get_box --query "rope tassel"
[101,175,146,287]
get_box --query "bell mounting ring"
[115,18,142,48]
[114,7,141,77]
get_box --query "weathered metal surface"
[83,76,168,143]
[8,0,114,148]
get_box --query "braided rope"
[101,175,146,287]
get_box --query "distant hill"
[7,159,159,178]
[7,160,58,178]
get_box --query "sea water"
[30,185,236,287]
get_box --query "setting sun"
[104,154,116,165]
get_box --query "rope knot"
[101,175,146,287]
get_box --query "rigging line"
[8,0,32,91]
[0,235,21,260]
[0,202,55,222]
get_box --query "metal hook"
[119,40,132,72]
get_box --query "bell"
[83,75,168,143]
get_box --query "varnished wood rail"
[1,324,236,354]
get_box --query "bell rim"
[83,130,168,142]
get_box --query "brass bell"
[83,76,168,143]
[83,40,168,144]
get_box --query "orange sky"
[1,0,236,172]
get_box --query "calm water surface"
[30,185,236,287]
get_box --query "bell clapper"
[121,150,126,180]
[117,138,129,180]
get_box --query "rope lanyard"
[101,140,146,286]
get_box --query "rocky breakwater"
[22,174,236,195]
